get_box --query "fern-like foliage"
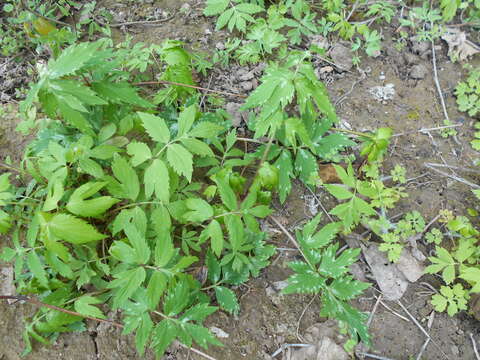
[282,215,371,344]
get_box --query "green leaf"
[212,173,237,211]
[144,159,170,203]
[127,141,152,167]
[78,158,105,178]
[215,286,240,315]
[46,213,106,244]
[57,102,93,135]
[248,205,272,218]
[204,0,229,16]
[166,144,193,181]
[124,223,151,264]
[136,313,153,356]
[66,182,120,217]
[332,164,355,188]
[152,320,177,358]
[189,122,223,138]
[138,112,170,144]
[283,272,326,294]
[154,234,175,267]
[206,249,221,283]
[48,42,101,78]
[178,104,197,137]
[74,296,105,319]
[146,272,167,310]
[295,149,318,185]
[276,150,294,203]
[330,277,370,300]
[163,279,190,316]
[431,293,448,312]
[43,178,65,212]
[108,268,146,309]
[305,222,341,248]
[27,251,48,287]
[184,323,223,349]
[93,81,153,108]
[180,303,217,323]
[320,245,360,278]
[50,79,107,106]
[110,241,137,264]
[324,184,353,200]
[208,220,224,257]
[111,154,140,201]
[184,198,214,222]
[459,267,480,293]
[225,214,244,251]
[181,138,214,157]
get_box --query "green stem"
[331,127,374,139]
[113,201,164,212]
[213,211,243,219]
[0,162,26,174]
[242,136,274,197]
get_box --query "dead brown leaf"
[441,27,480,61]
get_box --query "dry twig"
[471,333,480,360]
[424,163,480,189]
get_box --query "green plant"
[1,40,282,357]
[439,0,480,22]
[281,214,371,345]
[373,211,425,262]
[0,24,386,356]
[425,212,480,316]
[455,66,480,118]
[203,0,264,33]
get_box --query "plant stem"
[213,211,243,219]
[330,127,374,139]
[113,201,164,212]
[242,136,274,197]
[0,295,123,328]
[0,162,26,174]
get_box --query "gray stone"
[409,64,428,79]
[329,43,353,71]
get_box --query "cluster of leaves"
[456,65,480,118]
[202,0,402,65]
[373,211,425,262]
[425,211,480,316]
[323,161,407,232]
[0,22,391,354]
[439,0,480,23]
[282,214,371,345]
[240,51,355,202]
[0,40,279,357]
